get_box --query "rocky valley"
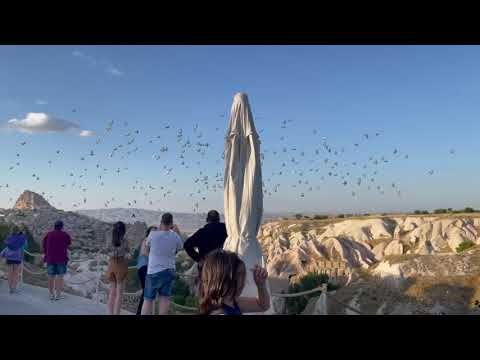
[259,215,480,314]
[3,190,480,314]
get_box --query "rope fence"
[271,285,326,298]
[17,248,362,315]
[23,249,42,257]
[64,277,98,285]
[22,264,47,276]
[328,295,363,315]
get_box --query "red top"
[42,230,72,264]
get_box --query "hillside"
[0,191,147,254]
[259,214,480,314]
[76,208,291,235]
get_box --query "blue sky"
[0,45,479,214]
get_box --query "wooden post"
[322,282,328,315]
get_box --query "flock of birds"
[0,110,457,215]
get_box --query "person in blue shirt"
[1,225,27,294]
[136,226,157,315]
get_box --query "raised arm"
[171,224,181,236]
[236,265,270,313]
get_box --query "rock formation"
[14,190,54,210]
[258,215,480,281]
[1,191,147,253]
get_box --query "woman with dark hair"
[105,221,129,315]
[198,249,270,315]
[135,226,157,315]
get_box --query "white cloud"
[72,49,124,76]
[35,99,48,105]
[106,66,123,77]
[7,113,79,134]
[79,130,95,137]
[72,50,97,66]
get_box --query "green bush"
[286,272,337,314]
[456,241,475,253]
[295,214,303,220]
[184,296,199,308]
[126,267,140,291]
[128,247,140,267]
[434,209,448,214]
[337,214,345,218]
[313,215,328,220]
[0,223,10,250]
[22,226,40,264]
[464,207,476,213]
[171,275,198,308]
[414,210,429,215]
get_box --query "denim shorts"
[47,263,67,276]
[144,269,176,300]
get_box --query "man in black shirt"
[184,210,228,268]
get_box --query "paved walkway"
[0,280,132,315]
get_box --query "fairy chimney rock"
[13,190,54,210]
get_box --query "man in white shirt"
[141,213,183,315]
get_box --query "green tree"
[171,275,198,308]
[295,214,303,220]
[456,241,475,253]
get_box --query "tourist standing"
[141,213,183,315]
[43,220,72,301]
[1,225,27,294]
[105,221,130,315]
[183,210,227,275]
[135,226,157,315]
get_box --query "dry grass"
[404,275,480,310]
[382,253,421,265]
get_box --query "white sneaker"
[50,293,55,301]
[55,294,65,301]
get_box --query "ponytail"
[112,222,126,248]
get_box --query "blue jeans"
[144,269,175,300]
[47,263,67,276]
